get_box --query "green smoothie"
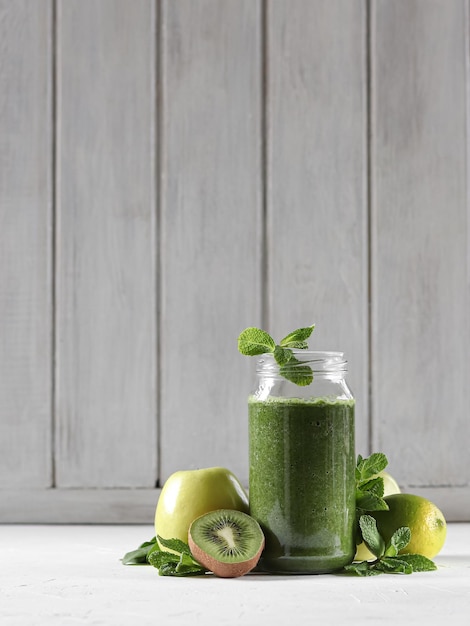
[249,396,355,573]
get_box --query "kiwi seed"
[188,509,265,578]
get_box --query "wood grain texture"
[2,486,469,523]
[160,0,262,483]
[0,0,52,488]
[371,0,469,489]
[1,0,469,522]
[56,0,157,487]
[0,488,159,523]
[267,0,369,453]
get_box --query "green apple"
[355,470,401,561]
[154,466,249,545]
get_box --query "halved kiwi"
[188,509,265,578]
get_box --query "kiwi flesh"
[188,509,265,578]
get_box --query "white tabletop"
[1,523,469,625]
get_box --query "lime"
[372,493,446,559]
[380,471,401,495]
[355,470,401,561]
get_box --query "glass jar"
[248,351,355,573]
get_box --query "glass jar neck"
[256,350,347,382]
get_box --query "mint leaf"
[149,550,205,577]
[343,561,381,576]
[359,515,385,558]
[355,453,389,528]
[121,537,157,565]
[387,526,411,555]
[157,535,192,555]
[345,553,431,576]
[356,453,388,482]
[374,556,413,575]
[238,328,276,356]
[354,454,393,557]
[358,476,385,498]
[397,554,437,572]
[280,361,314,386]
[175,552,207,575]
[373,556,400,572]
[148,550,179,569]
[238,324,315,386]
[356,492,389,512]
[148,538,207,577]
[273,345,293,366]
[279,325,315,348]
[284,340,309,349]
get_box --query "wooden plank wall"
[56,0,157,488]
[0,0,469,523]
[160,0,262,480]
[267,0,368,453]
[371,0,469,504]
[0,0,53,489]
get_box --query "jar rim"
[256,350,347,375]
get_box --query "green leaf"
[238,328,276,356]
[356,453,388,482]
[156,535,192,555]
[148,550,178,568]
[279,325,315,348]
[397,554,437,572]
[279,362,314,386]
[357,476,385,498]
[284,340,309,349]
[174,551,207,575]
[121,537,157,565]
[374,556,413,575]
[383,544,398,558]
[273,345,293,366]
[179,552,197,567]
[155,558,205,577]
[148,537,207,577]
[162,564,206,577]
[157,562,177,576]
[359,515,385,558]
[373,556,399,572]
[356,492,389,512]
[389,526,411,554]
[238,324,316,385]
[343,561,381,576]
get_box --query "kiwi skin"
[188,509,265,578]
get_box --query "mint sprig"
[121,536,207,577]
[354,452,390,546]
[355,452,389,515]
[348,452,438,576]
[279,326,315,348]
[356,452,388,483]
[238,325,315,386]
[237,328,276,356]
[344,515,437,576]
[149,537,207,576]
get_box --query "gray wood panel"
[0,0,52,488]
[160,0,262,484]
[2,485,468,523]
[267,0,369,454]
[0,0,469,523]
[55,0,157,487]
[1,488,158,523]
[371,0,469,496]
